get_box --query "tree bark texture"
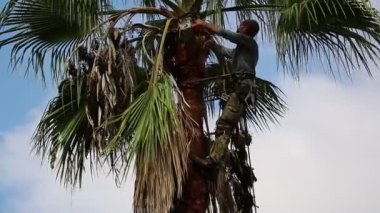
[172,39,210,212]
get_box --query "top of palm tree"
[1,0,380,80]
[1,0,380,212]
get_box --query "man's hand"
[192,19,206,29]
[192,19,220,33]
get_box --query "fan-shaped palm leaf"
[33,77,92,187]
[203,62,286,130]
[271,0,380,77]
[0,0,101,80]
[246,77,286,130]
[106,73,189,212]
[198,0,380,78]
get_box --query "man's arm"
[205,38,233,58]
[192,19,220,33]
[217,29,256,48]
[193,19,256,48]
[212,44,233,59]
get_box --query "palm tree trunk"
[172,41,210,212]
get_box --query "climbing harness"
[203,72,258,212]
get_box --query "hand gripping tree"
[1,0,380,212]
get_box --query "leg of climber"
[190,78,255,168]
[209,92,245,164]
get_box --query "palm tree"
[1,0,380,212]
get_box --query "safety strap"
[244,79,256,106]
[184,72,255,83]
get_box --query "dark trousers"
[209,79,255,163]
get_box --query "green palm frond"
[272,0,380,77]
[0,0,17,23]
[137,0,156,7]
[189,0,204,13]
[135,28,158,69]
[206,0,225,26]
[203,61,229,118]
[0,0,101,80]
[201,0,380,77]
[203,62,286,129]
[246,77,286,130]
[33,77,92,187]
[161,0,185,15]
[203,0,279,21]
[106,74,189,212]
[201,0,281,37]
[104,19,189,212]
[234,0,261,21]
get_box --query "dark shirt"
[212,29,259,75]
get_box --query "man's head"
[238,20,259,37]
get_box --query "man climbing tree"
[192,19,259,166]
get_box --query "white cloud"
[252,72,380,213]
[371,0,380,8]
[0,109,133,213]
[1,73,380,213]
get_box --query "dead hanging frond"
[32,24,140,188]
[0,0,170,82]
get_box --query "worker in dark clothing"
[192,19,259,165]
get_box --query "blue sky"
[1,1,380,213]
[0,0,54,132]
[0,45,53,132]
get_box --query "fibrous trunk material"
[172,40,210,212]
